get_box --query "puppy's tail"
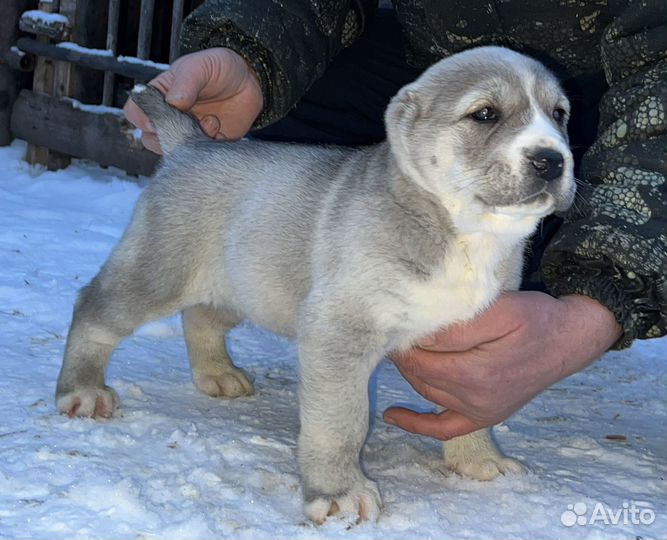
[130,84,205,154]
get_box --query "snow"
[56,42,115,57]
[21,9,69,26]
[118,56,170,71]
[0,140,665,539]
[9,46,26,58]
[52,44,168,73]
[64,98,124,117]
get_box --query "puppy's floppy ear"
[385,86,422,180]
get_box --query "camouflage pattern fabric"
[180,0,666,348]
[542,2,666,348]
[180,0,369,128]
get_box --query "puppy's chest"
[377,234,515,337]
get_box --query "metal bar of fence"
[169,0,185,62]
[137,0,155,60]
[17,37,166,81]
[102,0,121,105]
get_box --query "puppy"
[56,46,575,523]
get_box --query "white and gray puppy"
[56,46,575,523]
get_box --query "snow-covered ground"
[1,140,665,539]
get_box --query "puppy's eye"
[470,107,498,122]
[552,108,567,123]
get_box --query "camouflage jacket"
[181,0,667,348]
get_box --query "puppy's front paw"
[56,386,119,419]
[448,455,526,481]
[194,369,254,398]
[305,479,382,525]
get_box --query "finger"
[383,407,483,440]
[140,132,163,155]
[391,347,476,387]
[391,358,470,406]
[417,321,509,352]
[200,115,220,138]
[164,59,210,111]
[148,70,174,95]
[123,98,155,133]
[434,409,487,439]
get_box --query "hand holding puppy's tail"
[130,84,205,154]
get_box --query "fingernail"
[384,415,396,425]
[418,335,436,348]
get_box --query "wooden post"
[26,0,71,170]
[0,0,31,146]
[102,0,121,106]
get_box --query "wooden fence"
[1,0,201,176]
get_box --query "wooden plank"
[53,0,79,98]
[17,38,166,81]
[169,0,185,62]
[102,0,121,106]
[11,90,159,177]
[74,0,115,103]
[137,0,155,59]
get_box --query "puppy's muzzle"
[528,148,565,182]
[527,147,565,182]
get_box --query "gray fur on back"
[132,85,456,341]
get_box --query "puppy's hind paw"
[449,456,526,481]
[194,369,254,399]
[56,386,119,420]
[305,480,382,525]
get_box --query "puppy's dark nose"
[529,148,564,181]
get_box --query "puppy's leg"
[297,310,384,524]
[56,276,185,418]
[443,428,525,480]
[56,201,194,418]
[182,305,253,398]
[56,286,123,419]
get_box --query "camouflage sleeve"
[541,0,667,348]
[179,0,373,128]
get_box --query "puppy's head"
[386,46,575,235]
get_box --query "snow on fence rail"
[17,38,166,82]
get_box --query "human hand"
[384,292,622,440]
[123,47,264,154]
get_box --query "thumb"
[163,59,210,111]
[384,407,482,441]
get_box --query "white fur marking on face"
[505,73,570,172]
[507,108,568,168]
